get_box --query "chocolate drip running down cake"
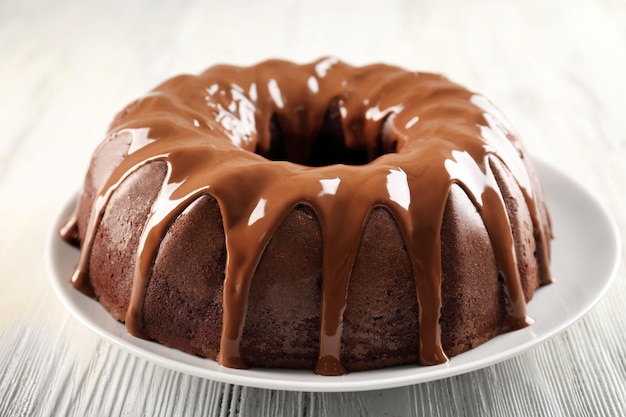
[60,57,552,376]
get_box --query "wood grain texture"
[1,0,625,415]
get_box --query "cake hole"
[255,98,397,167]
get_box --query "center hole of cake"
[255,98,397,167]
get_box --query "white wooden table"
[1,0,625,415]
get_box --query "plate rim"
[45,159,621,392]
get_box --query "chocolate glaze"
[61,57,552,375]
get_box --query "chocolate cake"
[61,57,552,375]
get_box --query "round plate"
[45,160,621,392]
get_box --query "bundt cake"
[60,57,552,375]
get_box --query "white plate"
[45,160,621,392]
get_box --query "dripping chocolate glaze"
[61,57,552,376]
